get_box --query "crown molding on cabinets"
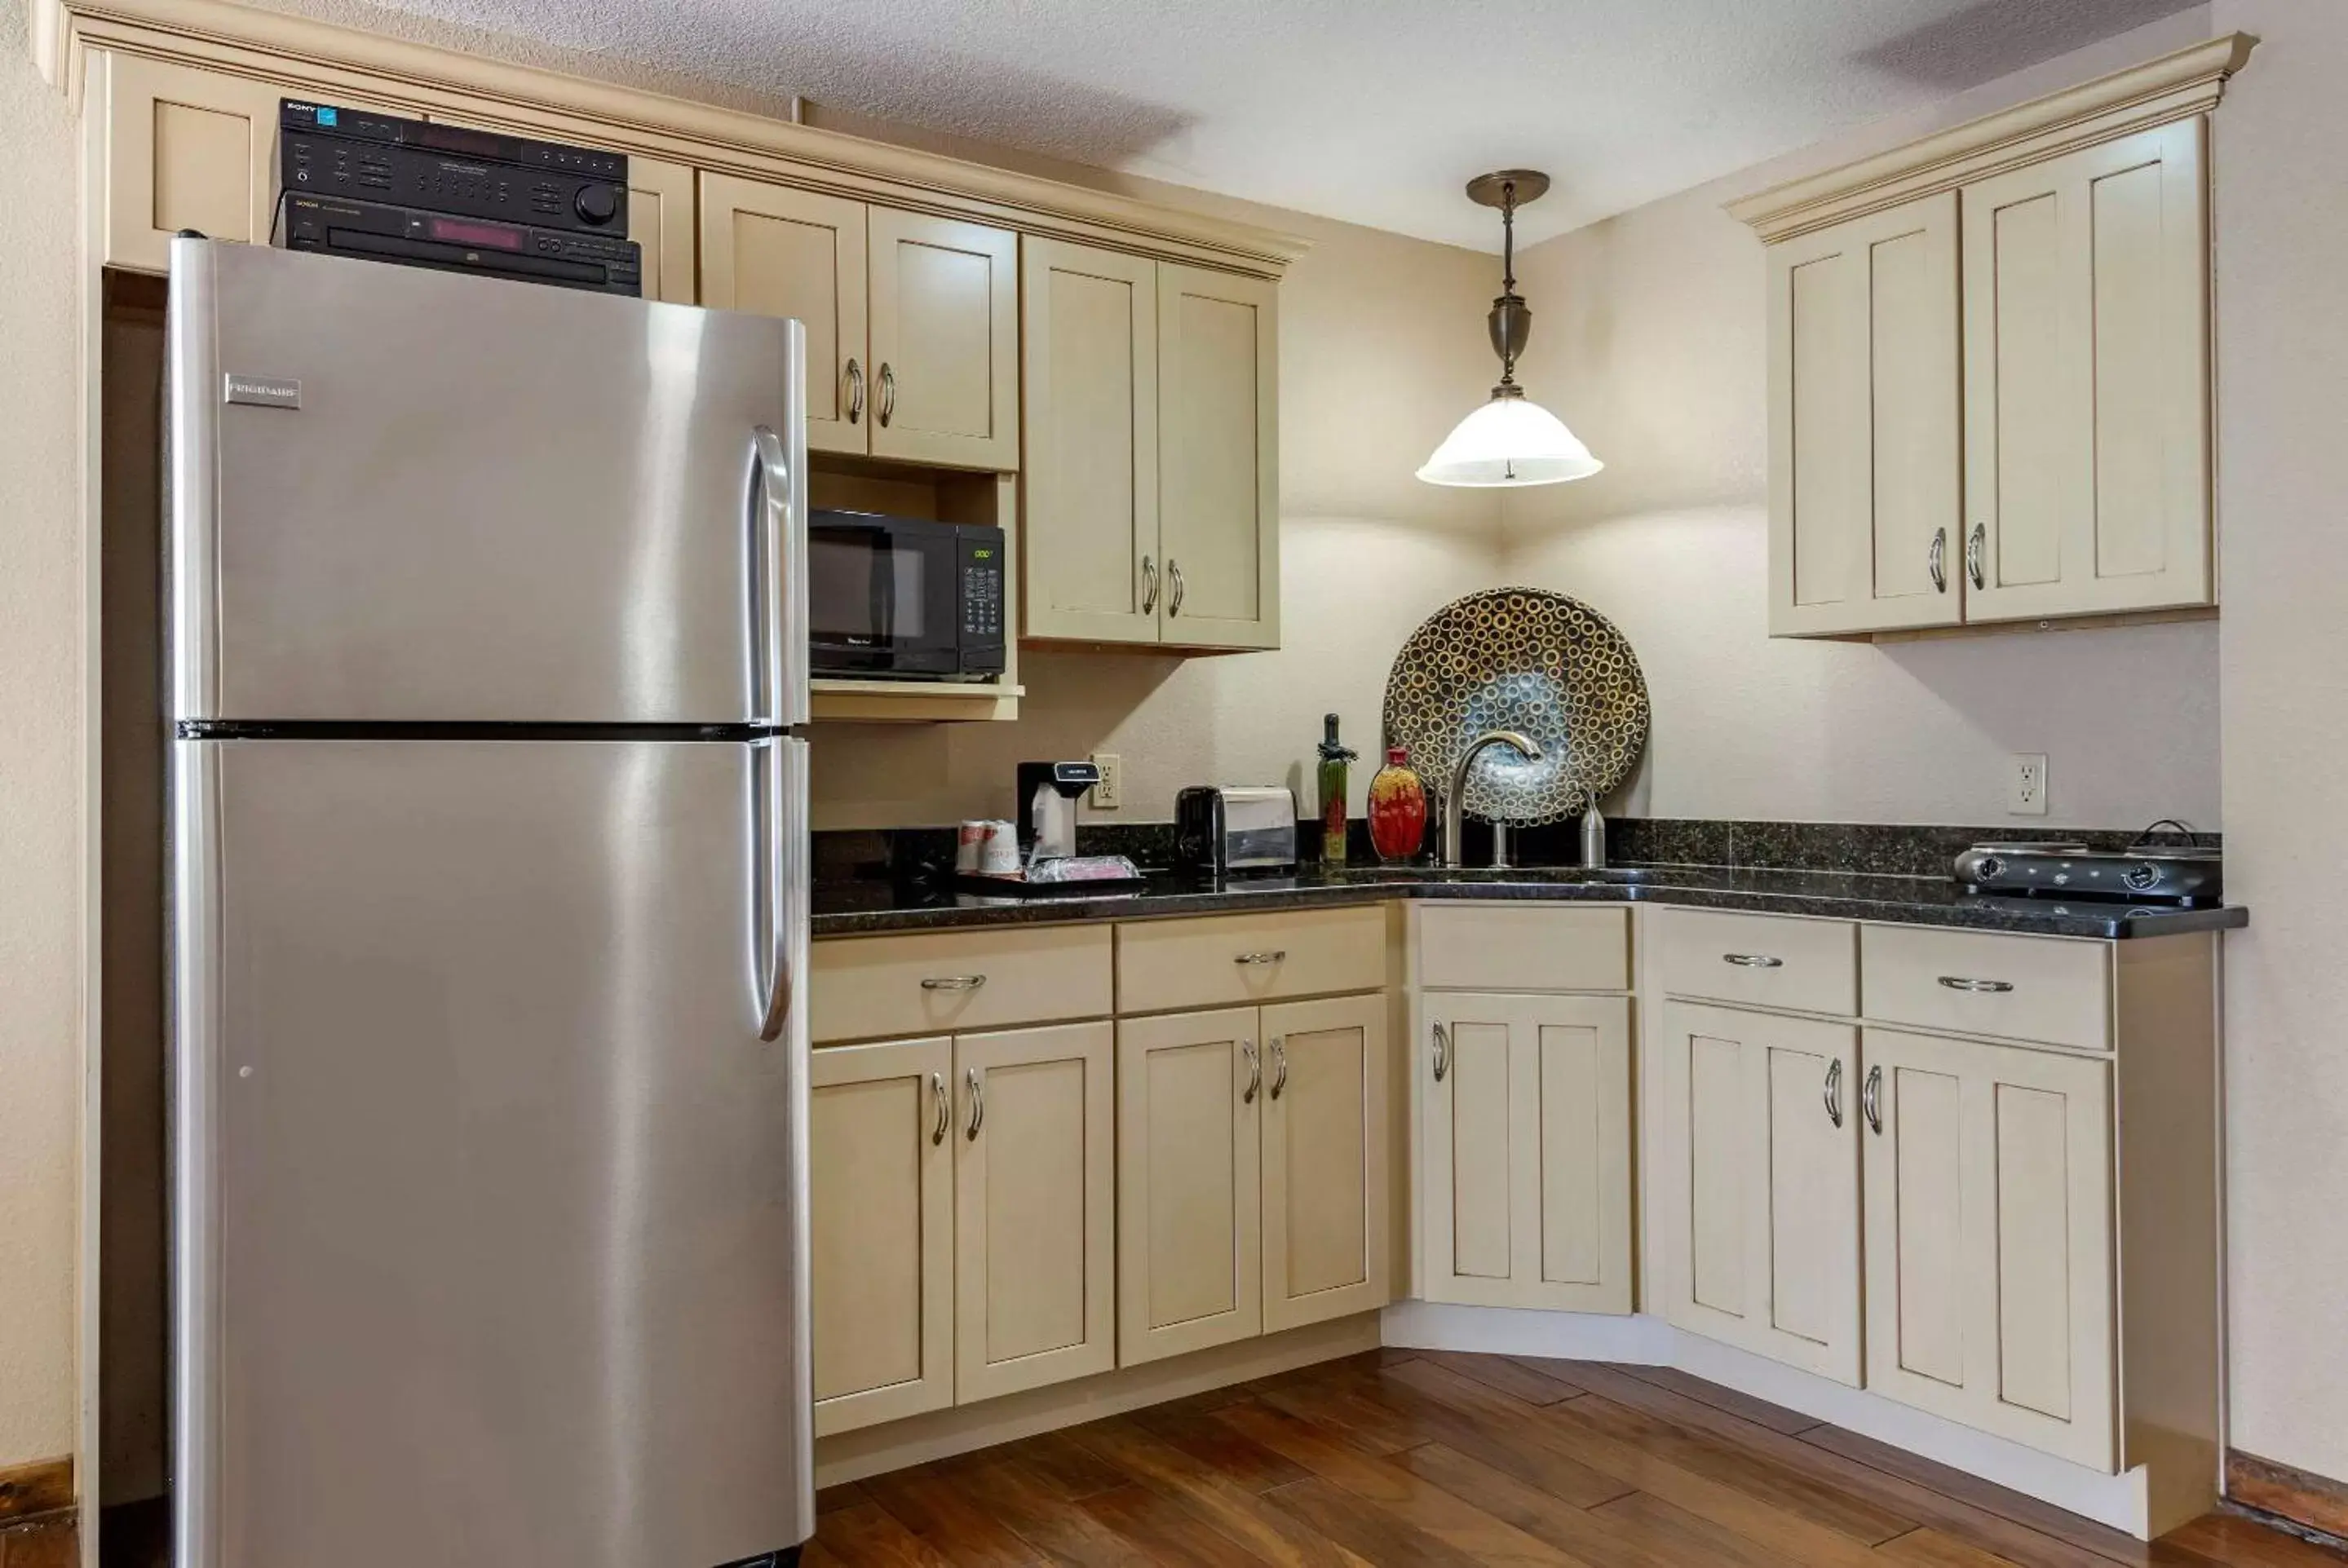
[1726,32,2257,244]
[29,0,1310,280]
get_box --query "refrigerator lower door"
[169,239,808,727]
[173,736,812,1568]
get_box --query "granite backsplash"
[811,816,2219,887]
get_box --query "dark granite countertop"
[811,861,2247,941]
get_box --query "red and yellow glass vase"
[1366,747,1429,862]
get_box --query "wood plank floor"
[810,1350,2346,1568]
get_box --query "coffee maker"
[1016,760,1101,863]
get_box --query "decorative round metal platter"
[1382,588,1650,826]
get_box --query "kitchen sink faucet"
[1443,730,1544,868]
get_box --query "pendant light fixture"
[1417,170,1603,488]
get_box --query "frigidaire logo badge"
[223,375,302,410]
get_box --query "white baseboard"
[1382,1303,2163,1539]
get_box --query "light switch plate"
[2008,753,2049,816]
[1090,752,1121,810]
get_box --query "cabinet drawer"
[1415,904,1627,992]
[1861,926,2110,1050]
[1654,909,1855,1015]
[811,925,1112,1043]
[1116,907,1386,1014]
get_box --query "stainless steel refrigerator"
[165,238,813,1568]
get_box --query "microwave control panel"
[959,530,1008,672]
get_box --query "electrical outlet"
[2008,753,2050,816]
[1089,752,1121,811]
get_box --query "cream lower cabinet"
[1861,1027,2117,1473]
[810,1036,954,1437]
[1421,992,1633,1314]
[811,1022,1114,1437]
[1650,1002,1862,1384]
[1117,993,1388,1366]
[701,175,1018,469]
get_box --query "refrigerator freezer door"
[169,239,808,726]
[172,736,812,1568]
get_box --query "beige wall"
[1497,11,2223,832]
[0,0,88,1469]
[2206,0,2348,1487]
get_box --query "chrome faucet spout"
[1443,729,1543,868]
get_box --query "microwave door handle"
[870,529,895,661]
[750,424,805,727]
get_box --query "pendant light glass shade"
[1417,391,1603,488]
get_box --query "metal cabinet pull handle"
[966,1067,984,1140]
[1241,1040,1260,1103]
[1966,523,1987,590]
[1823,1058,1844,1129]
[1722,953,1784,970]
[844,358,865,425]
[1929,528,1948,594]
[1167,559,1186,617]
[1140,554,1160,615]
[1431,1022,1450,1083]
[1937,975,2015,994]
[1269,1039,1288,1101]
[1863,1065,1883,1135]
[931,1071,949,1146]
[1233,950,1286,966]
[878,362,896,427]
[921,974,987,991]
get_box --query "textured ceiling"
[369,0,2204,247]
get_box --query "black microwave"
[807,510,1007,679]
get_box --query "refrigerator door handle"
[754,736,807,1042]
[750,422,809,728]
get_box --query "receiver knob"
[574,184,619,226]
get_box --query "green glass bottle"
[1316,713,1357,867]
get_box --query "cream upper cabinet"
[701,179,1019,470]
[1961,121,2211,622]
[1861,1027,2117,1472]
[868,210,1019,470]
[1156,264,1280,650]
[99,53,411,272]
[624,155,698,305]
[698,174,869,454]
[1651,1002,1862,1385]
[1768,193,1961,636]
[1259,995,1391,1333]
[1421,992,1633,1314]
[1021,239,1161,643]
[809,1036,954,1438]
[1117,1007,1263,1365]
[953,1022,1115,1403]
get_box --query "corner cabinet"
[1023,242,1280,651]
[1734,34,2252,638]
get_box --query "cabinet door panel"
[1961,121,2210,620]
[1261,995,1390,1332]
[699,174,868,453]
[1157,265,1279,649]
[1863,1028,2116,1470]
[626,155,698,304]
[1423,993,1630,1313]
[1021,240,1161,642]
[1767,193,1961,635]
[810,1037,953,1436]
[104,54,409,273]
[1117,1009,1262,1364]
[954,1022,1115,1404]
[869,210,1019,469]
[1652,1003,1861,1384]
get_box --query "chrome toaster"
[1174,785,1298,874]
